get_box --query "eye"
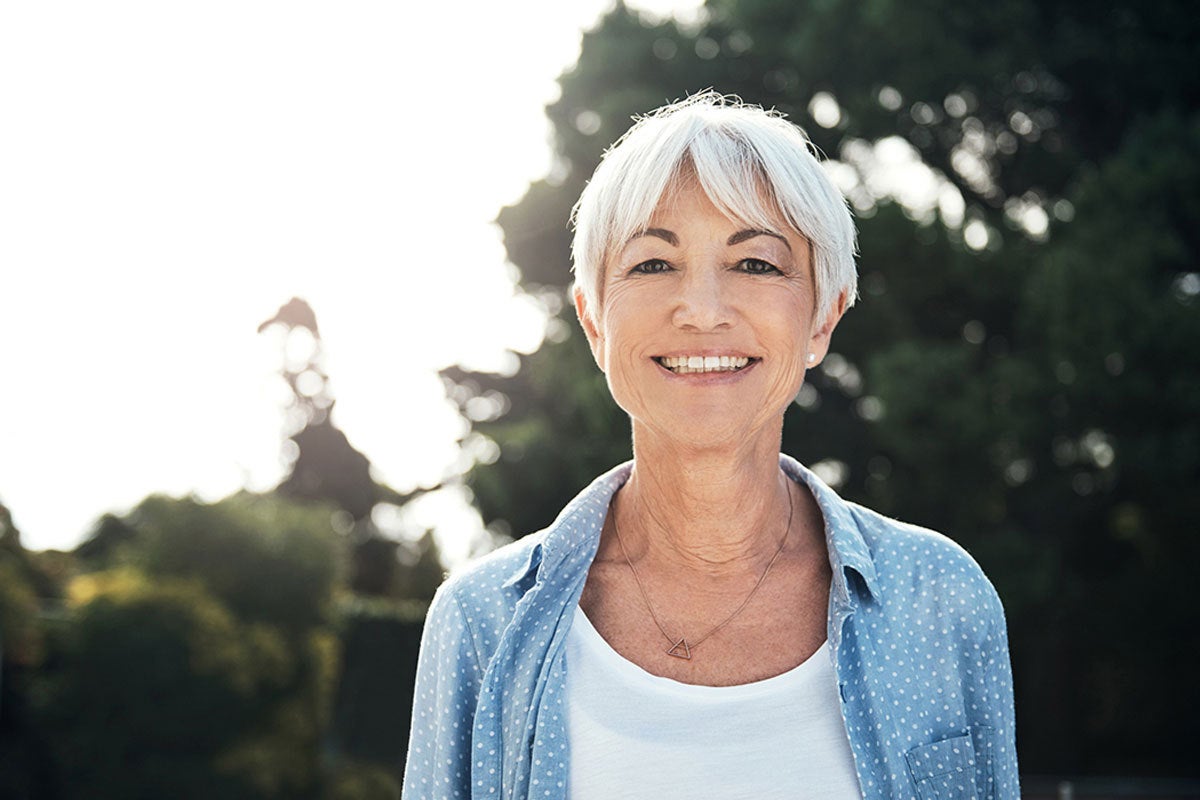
[739,258,782,275]
[630,259,673,275]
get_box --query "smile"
[653,355,757,374]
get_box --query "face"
[575,178,846,450]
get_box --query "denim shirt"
[402,456,1019,799]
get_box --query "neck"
[612,421,794,576]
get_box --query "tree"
[0,501,45,668]
[36,493,343,799]
[258,297,379,521]
[255,298,443,784]
[0,499,60,800]
[39,571,280,799]
[257,297,445,602]
[442,0,1199,775]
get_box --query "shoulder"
[428,531,546,657]
[438,531,545,609]
[846,501,1006,627]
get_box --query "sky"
[0,0,704,560]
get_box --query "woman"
[403,92,1018,799]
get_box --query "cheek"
[598,286,654,349]
[595,309,663,412]
[762,310,814,389]
[768,349,808,395]
[599,314,648,375]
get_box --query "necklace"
[611,479,795,660]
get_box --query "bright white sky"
[0,0,704,559]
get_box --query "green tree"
[39,571,284,798]
[37,493,343,799]
[117,492,340,632]
[256,298,438,784]
[0,499,60,800]
[443,0,1199,775]
[0,501,44,669]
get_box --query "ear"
[572,284,606,371]
[804,290,848,367]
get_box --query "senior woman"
[403,92,1018,800]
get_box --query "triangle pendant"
[666,638,692,660]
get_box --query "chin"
[640,413,764,452]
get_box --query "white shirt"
[565,607,864,800]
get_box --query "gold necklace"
[610,480,795,660]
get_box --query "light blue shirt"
[402,455,1019,799]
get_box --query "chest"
[578,555,832,685]
[564,609,863,800]
[472,579,987,800]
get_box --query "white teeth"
[658,355,752,374]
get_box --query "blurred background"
[2,0,1198,797]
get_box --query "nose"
[671,268,733,331]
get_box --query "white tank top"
[565,608,863,800]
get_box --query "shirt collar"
[780,454,880,605]
[500,461,631,589]
[502,455,879,605]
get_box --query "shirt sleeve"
[402,582,484,800]
[983,586,1020,800]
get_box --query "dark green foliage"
[0,561,49,800]
[6,298,441,796]
[349,529,444,602]
[36,574,267,799]
[120,492,341,633]
[1005,111,1200,768]
[30,484,433,798]
[0,501,58,800]
[73,513,138,569]
[321,758,402,800]
[443,326,631,538]
[444,0,1199,776]
[0,520,44,669]
[704,0,1199,201]
[0,500,63,604]
[395,530,448,603]
[327,597,426,774]
[25,494,345,799]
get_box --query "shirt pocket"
[905,733,980,800]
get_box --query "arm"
[402,583,484,800]
[981,586,1020,800]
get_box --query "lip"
[651,349,757,360]
[652,355,761,383]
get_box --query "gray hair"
[570,91,858,321]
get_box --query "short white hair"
[570,91,858,321]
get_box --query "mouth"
[653,355,759,375]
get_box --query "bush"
[39,570,276,798]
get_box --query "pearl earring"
[806,353,816,364]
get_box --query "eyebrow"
[629,227,679,246]
[727,228,791,251]
[627,227,791,252]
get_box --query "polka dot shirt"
[401,455,1019,799]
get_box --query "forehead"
[655,177,766,217]
[632,176,798,248]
